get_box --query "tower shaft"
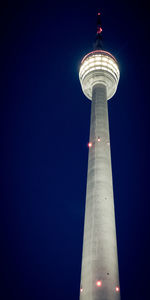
[80,84,120,300]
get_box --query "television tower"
[79,13,120,300]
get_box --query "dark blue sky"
[1,1,150,299]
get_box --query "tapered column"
[80,84,120,300]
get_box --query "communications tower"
[79,13,120,300]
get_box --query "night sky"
[1,1,150,299]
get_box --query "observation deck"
[79,50,120,100]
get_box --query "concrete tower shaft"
[79,47,120,299]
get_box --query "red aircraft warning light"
[96,280,102,287]
[88,142,92,148]
[97,27,102,34]
[116,286,120,292]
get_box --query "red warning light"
[98,12,101,15]
[96,280,102,287]
[116,286,120,292]
[88,142,92,148]
[97,27,102,34]
[80,288,83,292]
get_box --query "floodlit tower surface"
[79,13,120,300]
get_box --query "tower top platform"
[81,50,117,64]
[79,50,120,100]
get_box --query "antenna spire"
[94,12,103,50]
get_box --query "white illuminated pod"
[79,50,120,100]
